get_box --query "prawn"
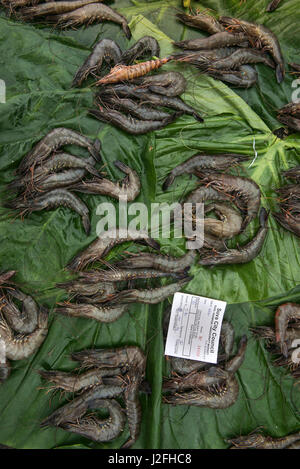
[71,160,141,201]
[78,268,187,283]
[8,154,99,193]
[198,208,269,265]
[163,375,239,409]
[275,303,300,357]
[7,189,91,236]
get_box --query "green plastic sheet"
[0,0,299,449]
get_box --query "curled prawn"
[275,303,300,357]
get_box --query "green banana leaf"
[0,0,299,449]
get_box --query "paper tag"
[165,292,226,364]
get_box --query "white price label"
[165,292,227,364]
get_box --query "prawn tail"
[276,64,285,84]
[259,207,269,226]
[174,267,191,279]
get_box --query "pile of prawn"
[1,0,131,38]
[162,152,269,266]
[162,308,247,409]
[251,302,300,382]
[172,11,285,87]
[56,230,194,323]
[5,127,142,233]
[40,346,147,448]
[272,165,300,238]
[0,271,49,383]
[70,36,203,134]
